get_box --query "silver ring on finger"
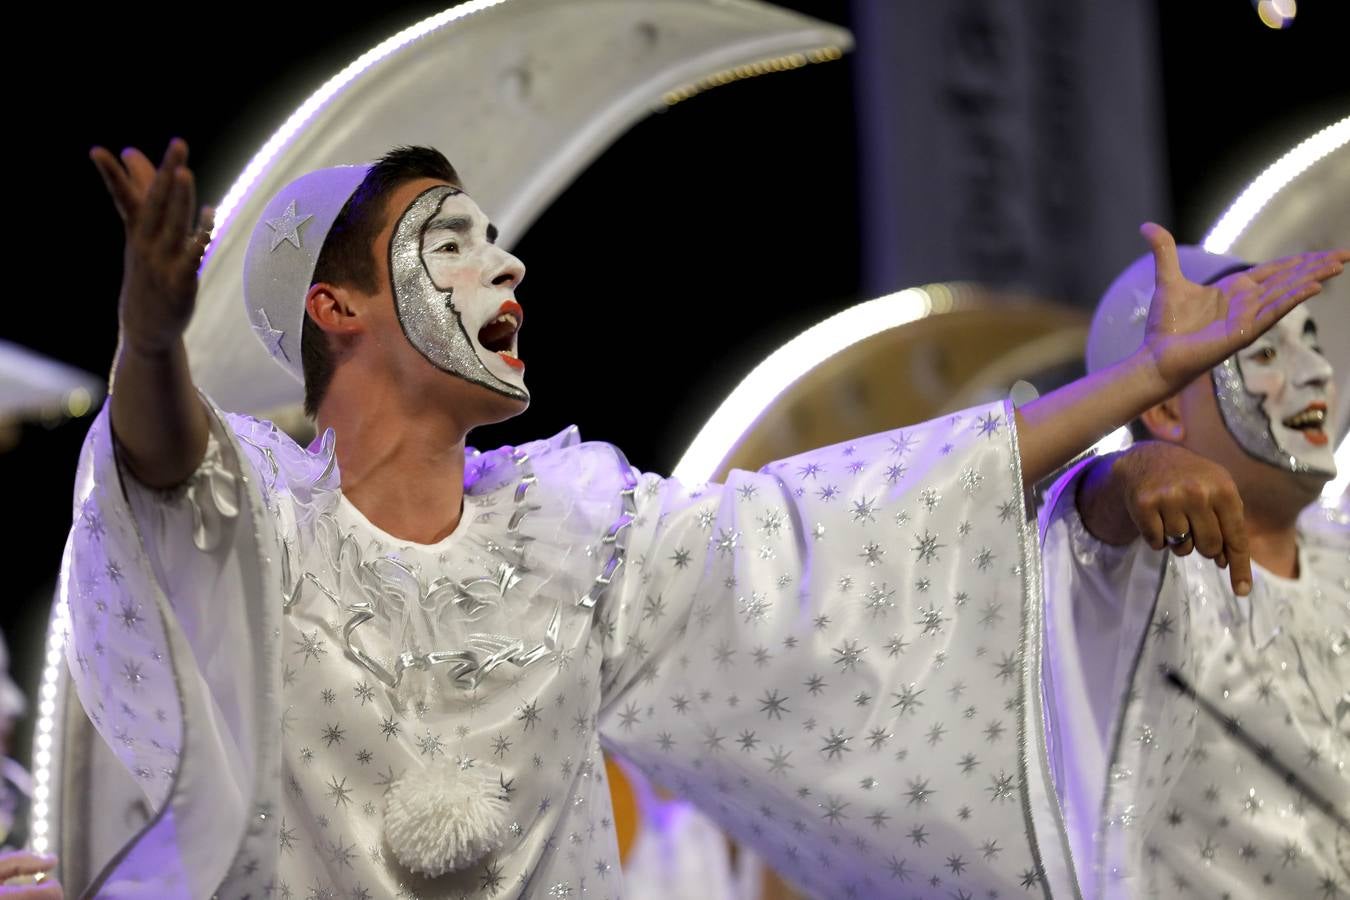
[1165,530,1191,547]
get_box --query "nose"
[1291,341,1334,389]
[484,246,525,290]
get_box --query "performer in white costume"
[1040,247,1349,899]
[65,138,1346,899]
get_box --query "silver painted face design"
[389,186,528,402]
[1213,306,1336,477]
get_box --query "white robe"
[1040,463,1349,900]
[60,397,1078,899]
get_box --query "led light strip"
[28,596,71,855]
[1202,115,1350,502]
[661,46,844,106]
[1201,115,1349,255]
[210,4,845,246]
[208,0,510,249]
[674,118,1350,489]
[672,288,934,484]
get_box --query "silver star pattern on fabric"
[851,497,879,524]
[976,412,1003,438]
[863,582,896,618]
[912,530,945,565]
[1044,463,1350,899]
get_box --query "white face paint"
[1215,305,1336,476]
[389,186,528,402]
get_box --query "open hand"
[91,139,214,355]
[1138,223,1349,393]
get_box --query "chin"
[451,377,530,427]
[1247,464,1331,517]
[474,390,530,426]
[1286,467,1331,504]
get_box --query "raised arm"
[91,138,212,488]
[1014,224,1347,486]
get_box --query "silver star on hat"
[264,199,314,252]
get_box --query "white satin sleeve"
[59,398,288,899]
[1037,459,1163,897]
[600,402,1076,898]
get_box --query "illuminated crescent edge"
[1202,115,1349,501]
[183,0,850,412]
[672,116,1350,493]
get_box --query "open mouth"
[1282,403,1328,444]
[476,301,524,370]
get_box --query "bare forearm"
[1072,453,1139,545]
[93,140,213,488]
[1013,351,1167,487]
[109,336,209,489]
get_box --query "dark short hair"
[301,146,462,417]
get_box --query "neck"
[317,365,468,545]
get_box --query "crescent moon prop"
[185,0,851,413]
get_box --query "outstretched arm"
[91,138,212,489]
[1014,224,1347,487]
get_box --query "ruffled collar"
[252,421,636,705]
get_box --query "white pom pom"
[383,760,508,876]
